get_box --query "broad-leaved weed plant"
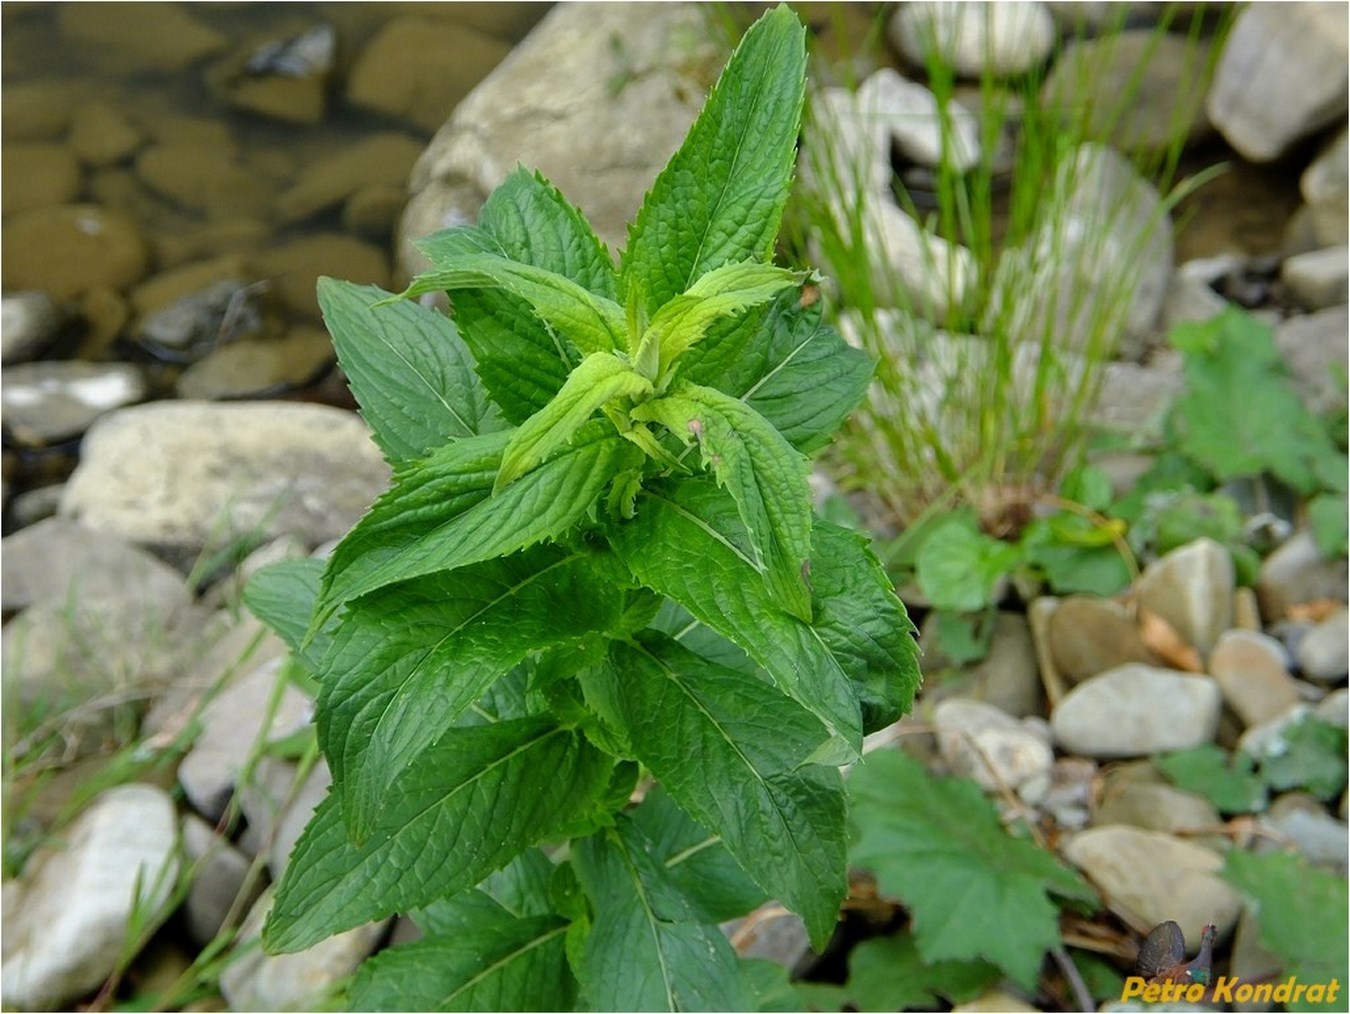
[244,8,921,1010]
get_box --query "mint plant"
[242,8,920,1010]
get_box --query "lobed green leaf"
[264,717,610,953]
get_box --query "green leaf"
[915,516,1022,612]
[399,252,628,357]
[263,717,610,953]
[349,912,574,1011]
[317,548,626,839]
[611,478,863,759]
[320,422,642,616]
[739,959,807,1013]
[849,750,1096,989]
[412,850,558,935]
[1154,744,1268,814]
[634,381,812,620]
[1223,850,1349,1011]
[839,933,1000,1012]
[317,278,501,464]
[628,787,767,924]
[634,261,802,379]
[1249,716,1349,801]
[587,634,846,948]
[498,351,651,489]
[243,558,332,673]
[572,817,748,1012]
[1022,519,1132,598]
[621,5,806,317]
[1309,491,1349,557]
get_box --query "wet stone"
[57,2,227,73]
[1,360,147,446]
[2,141,83,214]
[134,279,267,363]
[277,132,423,223]
[2,204,150,299]
[176,327,335,399]
[2,291,69,364]
[212,23,337,125]
[67,100,145,167]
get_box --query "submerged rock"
[2,204,149,298]
[1,360,146,446]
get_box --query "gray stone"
[1237,703,1314,762]
[1257,531,1349,621]
[178,657,315,823]
[723,902,813,974]
[889,1,1055,78]
[1315,687,1349,729]
[1027,597,1068,707]
[921,610,1043,718]
[1302,129,1348,247]
[400,3,716,274]
[1,360,146,445]
[1049,596,1156,686]
[983,143,1171,358]
[1162,256,1236,332]
[219,890,387,1012]
[1061,826,1242,949]
[133,278,264,362]
[1281,246,1349,310]
[181,814,263,946]
[1136,538,1234,659]
[8,484,64,529]
[1051,664,1222,758]
[1207,3,1348,162]
[175,328,335,400]
[1297,609,1349,684]
[0,784,180,1011]
[1259,793,1349,873]
[856,68,981,171]
[1041,31,1213,153]
[1274,305,1349,417]
[1228,908,1284,1013]
[59,401,390,555]
[1021,756,1097,831]
[236,756,331,882]
[2,291,68,364]
[934,697,1054,792]
[1092,779,1225,850]
[1209,629,1303,728]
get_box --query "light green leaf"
[497,351,651,490]
[572,818,748,1012]
[588,634,846,948]
[633,381,812,620]
[263,717,610,953]
[849,750,1096,989]
[839,934,999,1012]
[243,558,331,673]
[610,478,863,760]
[317,547,626,839]
[348,912,574,1011]
[740,959,808,1013]
[412,850,558,936]
[915,516,1023,612]
[1249,716,1348,801]
[634,261,802,379]
[398,252,627,357]
[1223,850,1348,1011]
[317,278,501,464]
[1154,744,1268,814]
[319,421,642,617]
[621,5,806,317]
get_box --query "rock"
[889,1,1055,78]
[2,141,82,213]
[1315,687,1348,729]
[1237,703,1315,762]
[1302,129,1348,247]
[219,890,387,1013]
[59,401,390,554]
[1228,908,1284,1012]
[966,612,1044,718]
[934,698,1054,792]
[1162,256,1235,332]
[0,784,180,1011]
[1206,2,1348,162]
[135,142,275,219]
[1274,304,1349,417]
[1233,587,1263,632]
[1041,31,1213,153]
[1,517,187,614]
[2,204,149,298]
[1281,246,1349,310]
[134,279,266,363]
[181,814,264,946]
[2,291,69,364]
[2,80,83,142]
[1136,538,1234,659]
[1297,608,1349,683]
[212,24,337,125]
[1,361,147,446]
[952,990,1041,1012]
[177,656,315,823]
[400,3,715,273]
[57,2,227,72]
[857,68,981,171]
[67,101,145,167]
[723,902,813,974]
[1258,793,1349,873]
[1022,756,1097,831]
[1061,826,1242,948]
[250,234,389,320]
[277,133,423,223]
[8,485,65,530]
[1209,630,1303,728]
[342,184,407,242]
[237,758,331,881]
[1027,597,1068,707]
[983,143,1171,357]
[1257,531,1349,620]
[348,17,512,132]
[176,328,335,399]
[1093,776,1225,850]
[1049,596,1156,686]
[1051,664,1222,758]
